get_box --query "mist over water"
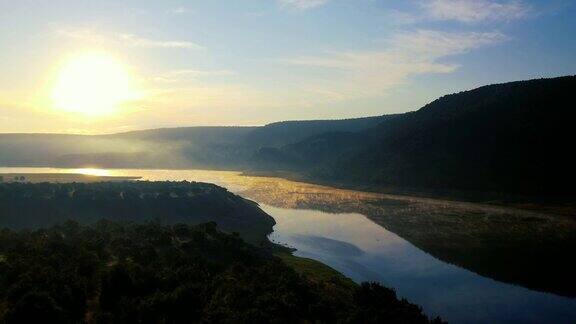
[2,167,576,323]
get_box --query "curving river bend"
[1,167,575,323]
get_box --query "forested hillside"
[0,181,274,244]
[316,76,576,196]
[258,76,575,198]
[0,221,442,323]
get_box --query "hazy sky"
[0,0,574,134]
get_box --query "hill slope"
[294,76,576,197]
[243,115,394,148]
[0,181,274,244]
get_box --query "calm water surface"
[2,167,576,323]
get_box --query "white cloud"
[281,30,506,101]
[280,0,329,10]
[58,28,204,50]
[422,0,530,23]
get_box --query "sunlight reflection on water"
[73,168,112,177]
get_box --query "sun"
[52,53,137,116]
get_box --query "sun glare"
[52,53,136,116]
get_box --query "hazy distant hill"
[0,127,255,167]
[0,116,387,169]
[242,115,394,148]
[0,134,101,166]
[109,126,256,143]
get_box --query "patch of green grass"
[276,252,355,286]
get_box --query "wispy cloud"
[58,28,204,50]
[386,9,420,25]
[281,30,506,101]
[150,69,237,83]
[118,34,202,49]
[280,0,330,11]
[422,0,530,23]
[167,7,192,15]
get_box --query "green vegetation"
[0,181,274,245]
[276,252,355,286]
[0,221,442,323]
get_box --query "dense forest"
[1,76,574,198]
[0,182,274,245]
[0,221,443,323]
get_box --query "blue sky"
[0,0,574,133]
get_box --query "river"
[1,167,575,323]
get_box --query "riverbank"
[241,170,576,218]
[237,170,576,297]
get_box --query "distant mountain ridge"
[243,115,395,148]
[0,115,389,169]
[1,75,574,198]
